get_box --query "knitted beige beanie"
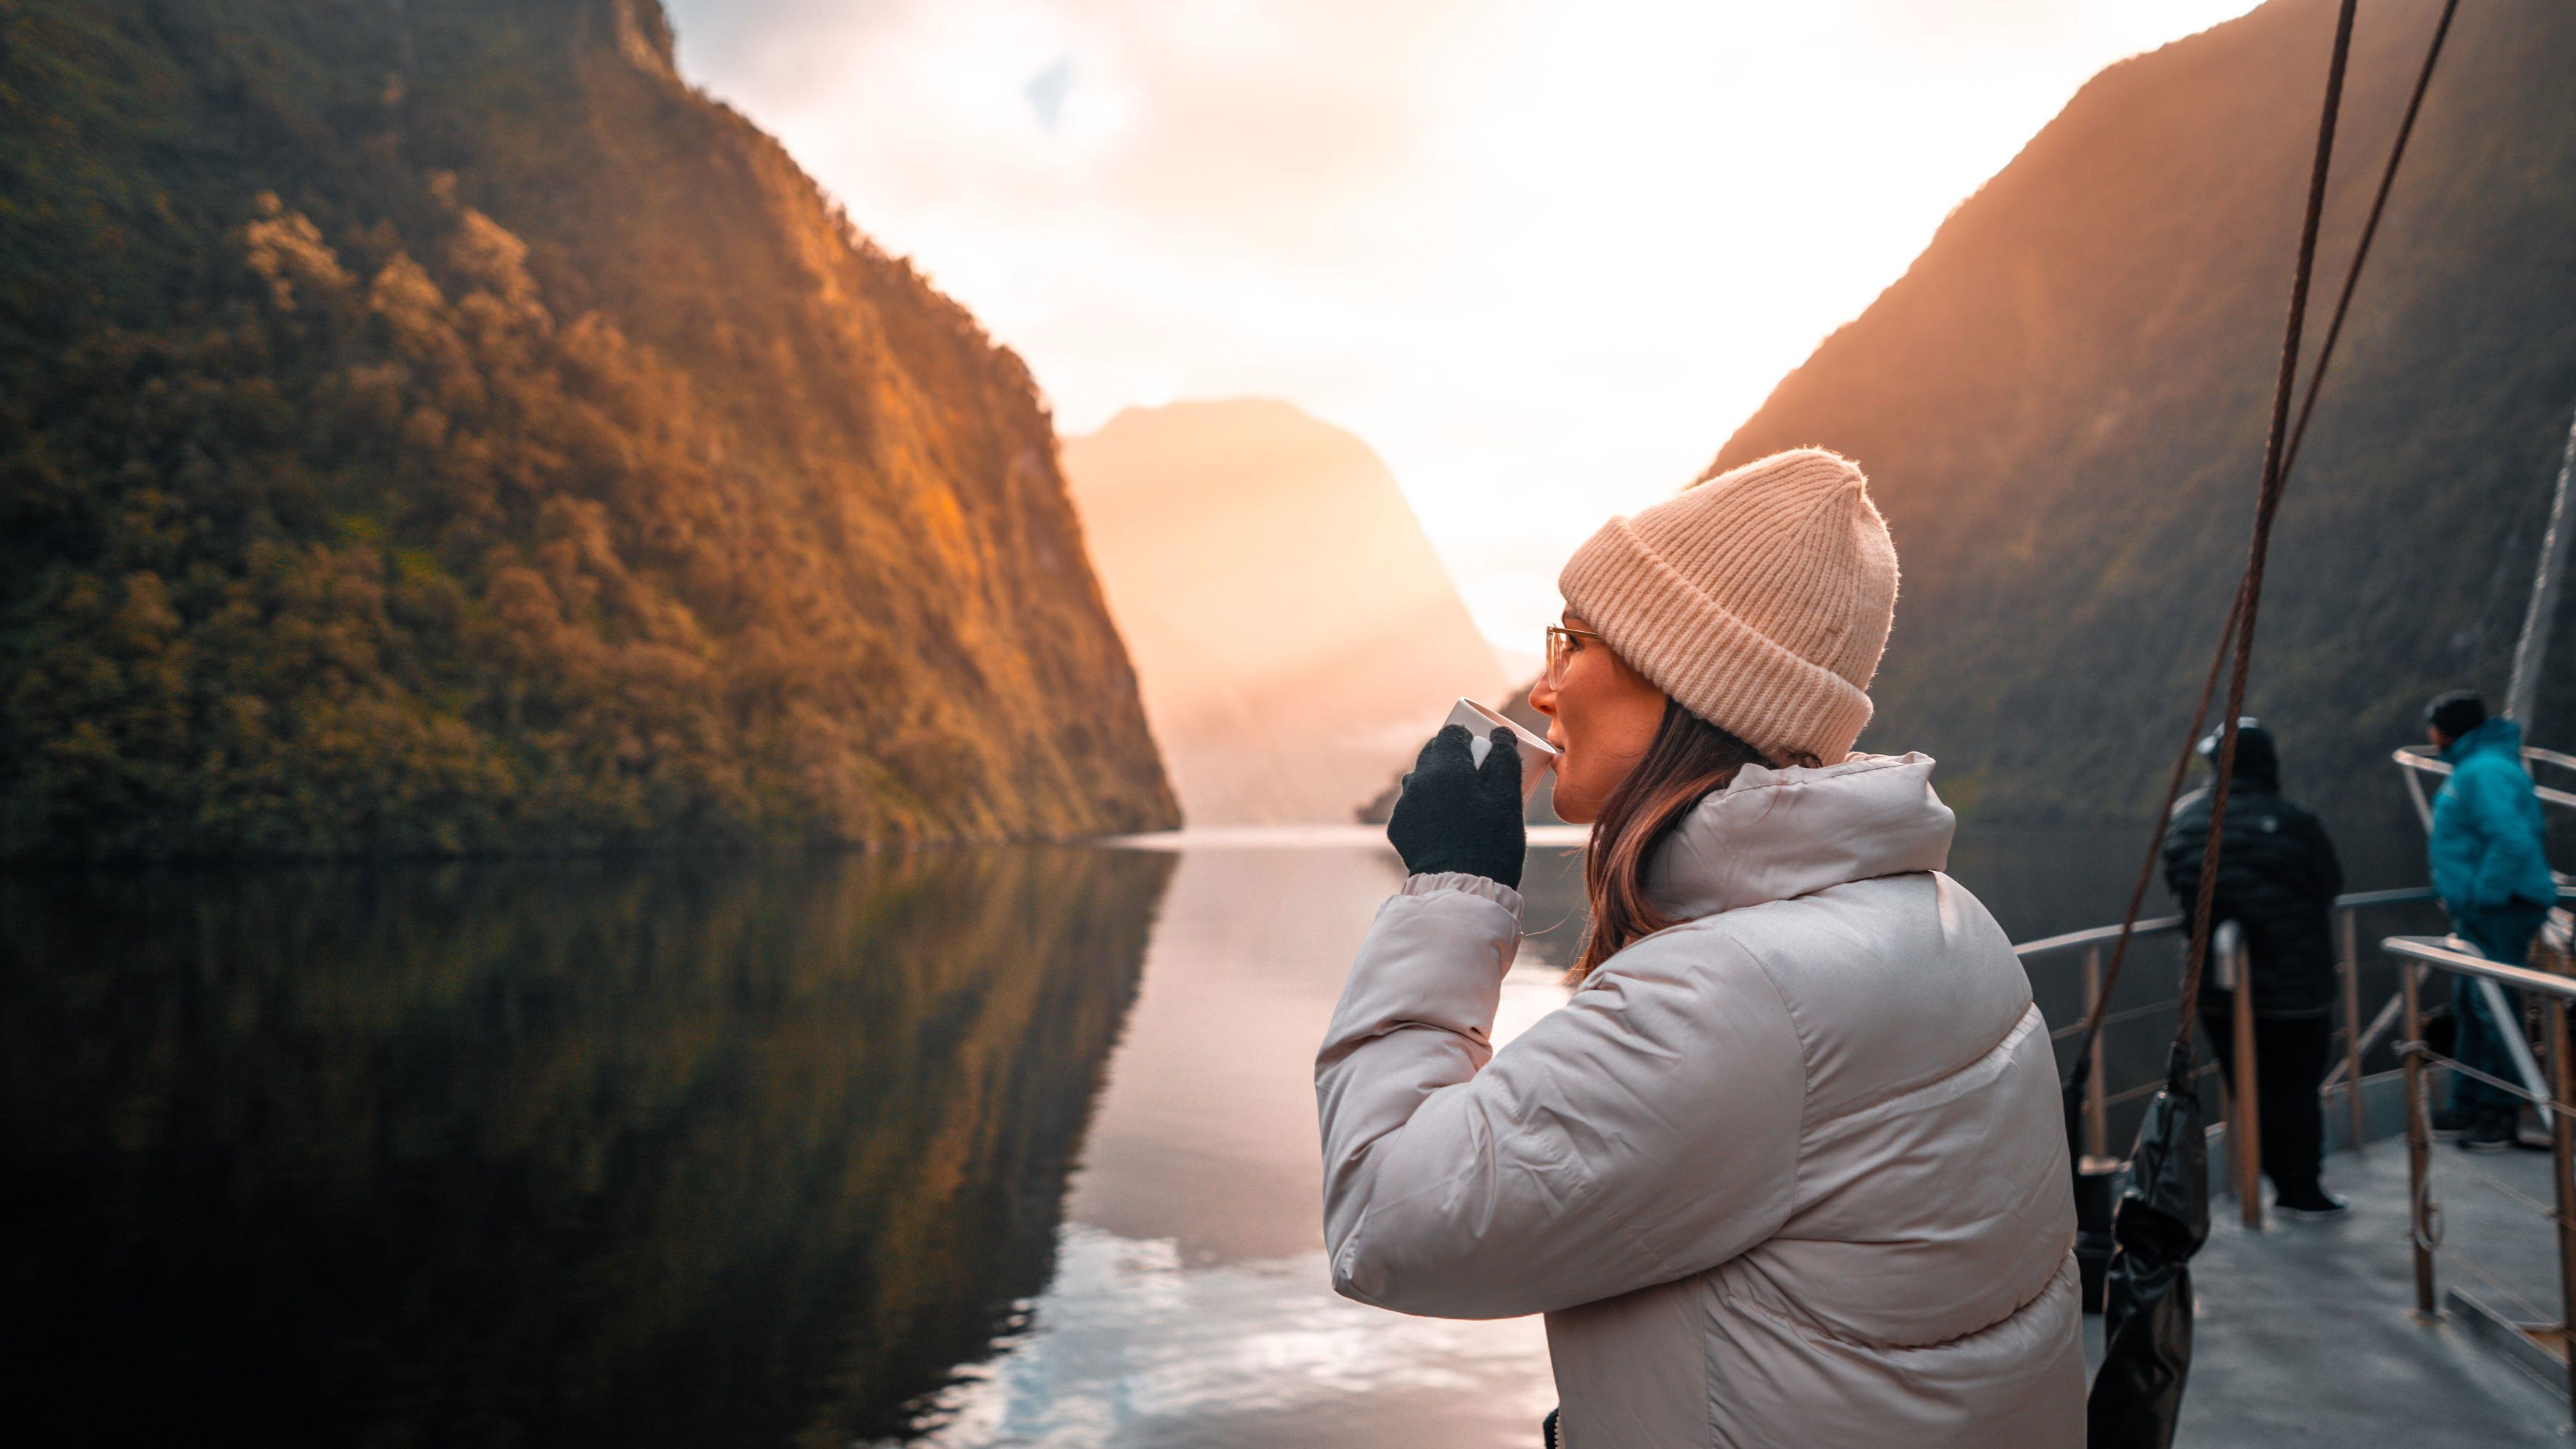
[1558,448,1898,765]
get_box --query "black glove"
[1386,724,1526,890]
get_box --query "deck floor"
[2083,1136,2572,1446]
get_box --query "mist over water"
[0,822,2440,1446]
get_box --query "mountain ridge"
[1707,0,2576,831]
[0,0,1178,859]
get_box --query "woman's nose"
[1527,675,1556,719]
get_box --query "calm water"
[0,822,2440,1447]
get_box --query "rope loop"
[2406,1069,2445,1252]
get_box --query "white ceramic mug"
[1444,697,1561,801]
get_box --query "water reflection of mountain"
[0,847,1173,1447]
[16,824,2419,1446]
[1062,835,1593,1261]
[920,837,1570,1447]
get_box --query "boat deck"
[2082,1136,2571,1445]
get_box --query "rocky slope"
[1064,399,1504,824]
[0,0,1177,859]
[1708,0,2576,829]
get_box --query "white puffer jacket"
[1316,753,2082,1448]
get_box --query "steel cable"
[2172,0,2364,1078]
[2063,0,2459,1106]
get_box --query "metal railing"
[2019,893,2576,1409]
[2393,743,2576,828]
[2383,934,2576,1410]
[2018,886,2435,1195]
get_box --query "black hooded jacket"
[2162,727,2345,1019]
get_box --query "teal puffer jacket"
[2429,717,2556,916]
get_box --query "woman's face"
[1527,609,1669,824]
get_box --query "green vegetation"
[0,0,1177,860]
[1711,0,2576,832]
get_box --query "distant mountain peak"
[1066,398,1503,825]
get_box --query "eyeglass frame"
[1543,625,1604,689]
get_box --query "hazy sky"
[662,0,2262,671]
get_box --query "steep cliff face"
[1709,0,2576,827]
[0,0,1177,859]
[1063,399,1504,825]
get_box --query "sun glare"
[666,0,2264,652]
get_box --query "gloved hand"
[1386,724,1526,890]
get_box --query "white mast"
[2504,401,2576,731]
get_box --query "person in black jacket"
[2164,717,2349,1219]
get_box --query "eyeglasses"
[1543,625,1603,690]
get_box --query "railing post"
[2341,906,2367,1152]
[2217,932,2241,1201]
[2083,945,2108,1162]
[2232,932,2264,1227]
[2401,960,2436,1316]
[2547,995,2576,1413]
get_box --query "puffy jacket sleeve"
[2462,761,2551,910]
[2160,794,2208,918]
[2288,803,2343,903]
[1315,876,1806,1320]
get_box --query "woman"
[1316,449,2082,1447]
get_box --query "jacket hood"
[2441,714,2523,765]
[2201,722,2279,791]
[1646,752,1956,920]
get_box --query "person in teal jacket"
[2424,691,2555,1151]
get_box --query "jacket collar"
[2441,715,2523,766]
[1645,752,1956,921]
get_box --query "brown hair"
[1570,698,1807,982]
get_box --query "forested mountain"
[1064,400,1504,824]
[0,0,1177,860]
[1709,0,2576,830]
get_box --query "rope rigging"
[2062,0,2461,1110]
[2083,11,2377,1442]
[2173,0,2359,1077]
